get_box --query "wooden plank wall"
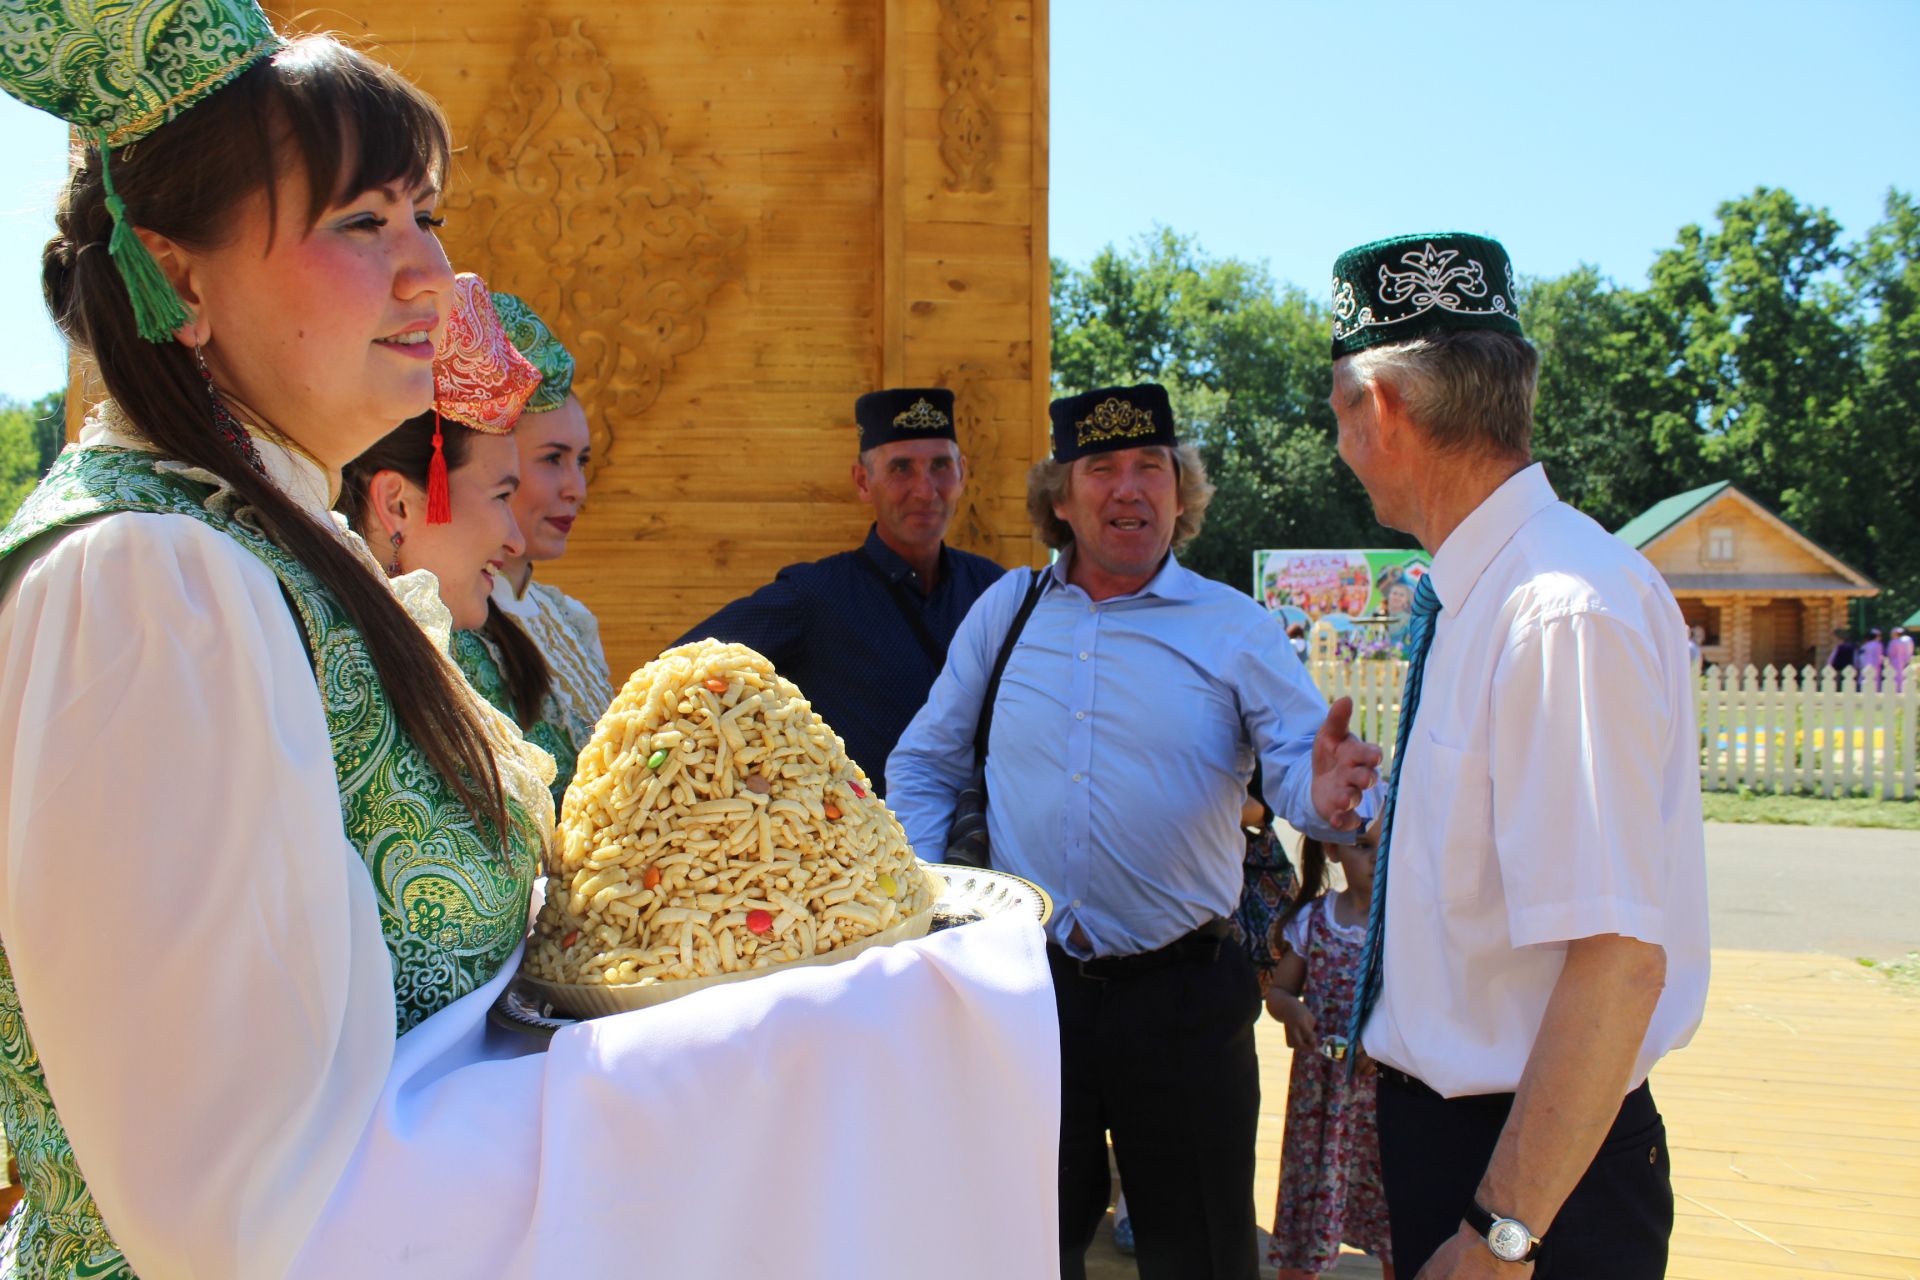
[283,0,1049,678]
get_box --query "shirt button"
[1078,651,1089,661]
[1072,772,1084,782]
[1075,711,1086,720]
[1086,604,1095,614]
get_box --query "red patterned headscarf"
[424,273,543,522]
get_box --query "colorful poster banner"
[1252,548,1433,656]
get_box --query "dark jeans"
[1050,936,1263,1280]
[1376,1073,1673,1278]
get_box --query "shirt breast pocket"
[1405,729,1494,904]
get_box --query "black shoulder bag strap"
[857,548,946,667]
[944,567,1046,867]
[975,567,1047,762]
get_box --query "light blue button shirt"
[889,548,1370,958]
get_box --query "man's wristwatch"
[1463,1200,1542,1263]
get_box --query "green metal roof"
[1906,608,1920,628]
[1613,481,1732,549]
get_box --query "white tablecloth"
[289,913,1060,1278]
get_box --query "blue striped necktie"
[1347,572,1442,1054]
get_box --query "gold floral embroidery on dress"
[891,397,951,432]
[1075,397,1157,447]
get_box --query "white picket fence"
[1305,660,1919,800]
[1307,660,1410,775]
[1695,665,1918,800]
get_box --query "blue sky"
[3,0,1916,402]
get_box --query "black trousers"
[1376,1073,1673,1278]
[1050,937,1262,1280]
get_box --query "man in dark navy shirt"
[676,388,1004,796]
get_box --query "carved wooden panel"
[940,359,998,553]
[245,0,1050,671]
[937,0,997,193]
[438,19,745,476]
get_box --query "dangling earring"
[195,343,267,477]
[386,530,404,577]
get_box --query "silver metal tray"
[490,864,1052,1040]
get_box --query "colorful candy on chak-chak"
[525,639,936,1012]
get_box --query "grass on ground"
[1858,951,1920,992]
[1701,789,1920,830]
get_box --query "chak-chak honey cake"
[525,639,938,1012]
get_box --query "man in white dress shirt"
[1328,233,1710,1278]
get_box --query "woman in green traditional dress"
[461,292,617,805]
[0,13,553,1277]
[0,4,1061,1277]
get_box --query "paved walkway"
[1704,821,1919,957]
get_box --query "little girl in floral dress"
[1264,827,1393,1278]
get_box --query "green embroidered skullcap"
[1329,232,1523,359]
[492,291,576,412]
[0,0,283,341]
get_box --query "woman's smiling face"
[185,166,454,468]
[510,395,592,563]
[391,431,526,629]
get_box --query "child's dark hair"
[1276,834,1330,935]
[340,415,554,729]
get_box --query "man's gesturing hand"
[1311,696,1382,831]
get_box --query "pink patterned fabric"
[1268,897,1393,1273]
[435,273,542,433]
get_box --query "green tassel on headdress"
[97,131,192,343]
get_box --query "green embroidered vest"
[0,447,539,1279]
[452,628,579,807]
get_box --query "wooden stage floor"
[1086,947,1920,1279]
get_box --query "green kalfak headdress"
[0,0,284,341]
[491,291,576,412]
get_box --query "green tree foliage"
[1847,190,1920,622]
[0,390,64,525]
[1051,228,1407,586]
[1053,192,1920,626]
[30,390,65,475]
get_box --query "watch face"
[1488,1218,1532,1262]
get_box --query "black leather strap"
[975,567,1047,762]
[1464,1200,1542,1262]
[1048,918,1234,981]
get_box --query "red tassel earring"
[425,410,452,524]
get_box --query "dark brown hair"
[340,416,554,728]
[42,37,509,836]
[1276,835,1329,938]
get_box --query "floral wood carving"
[941,361,997,553]
[937,0,996,193]
[442,19,745,475]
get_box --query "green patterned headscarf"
[491,292,576,412]
[0,0,284,340]
[1329,232,1523,359]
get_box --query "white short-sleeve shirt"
[1361,464,1710,1098]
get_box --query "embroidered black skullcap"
[855,388,957,452]
[1329,232,1524,359]
[1049,383,1177,463]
